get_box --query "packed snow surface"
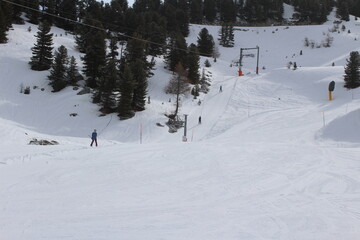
[1,10,360,240]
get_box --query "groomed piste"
[1,7,360,240]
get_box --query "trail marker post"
[328,81,335,101]
[183,114,188,142]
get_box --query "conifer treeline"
[1,0,358,120]
[2,0,359,42]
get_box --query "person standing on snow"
[90,129,98,147]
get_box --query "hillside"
[1,11,360,240]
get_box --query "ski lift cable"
[9,0,158,39]
[98,114,113,136]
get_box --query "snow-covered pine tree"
[199,68,210,93]
[219,23,234,47]
[228,24,235,47]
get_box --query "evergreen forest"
[1,0,359,119]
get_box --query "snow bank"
[320,108,360,142]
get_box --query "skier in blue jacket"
[90,129,98,147]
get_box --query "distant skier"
[198,116,202,124]
[219,85,223,92]
[90,129,98,147]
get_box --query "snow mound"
[319,108,360,142]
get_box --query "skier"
[198,116,202,124]
[219,85,223,92]
[90,129,98,147]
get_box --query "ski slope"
[1,10,360,240]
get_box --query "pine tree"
[176,8,190,37]
[3,1,12,28]
[12,0,24,24]
[66,56,81,86]
[349,0,360,18]
[197,27,214,57]
[123,35,150,111]
[147,21,167,56]
[103,0,128,33]
[0,2,8,43]
[124,33,147,67]
[118,65,135,120]
[190,0,202,24]
[40,0,55,25]
[81,26,106,88]
[191,84,200,98]
[219,25,226,46]
[187,44,200,85]
[220,0,236,23]
[123,8,141,37]
[0,0,12,43]
[95,37,119,112]
[29,21,53,71]
[228,24,235,47]
[294,0,332,23]
[56,0,78,31]
[75,15,97,53]
[26,0,40,24]
[131,59,148,111]
[163,2,179,33]
[133,0,160,12]
[162,1,189,37]
[337,0,350,21]
[203,0,216,23]
[199,68,210,93]
[344,51,360,89]
[135,12,167,56]
[165,32,188,71]
[219,23,234,47]
[48,45,68,92]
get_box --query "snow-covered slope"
[1,13,360,240]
